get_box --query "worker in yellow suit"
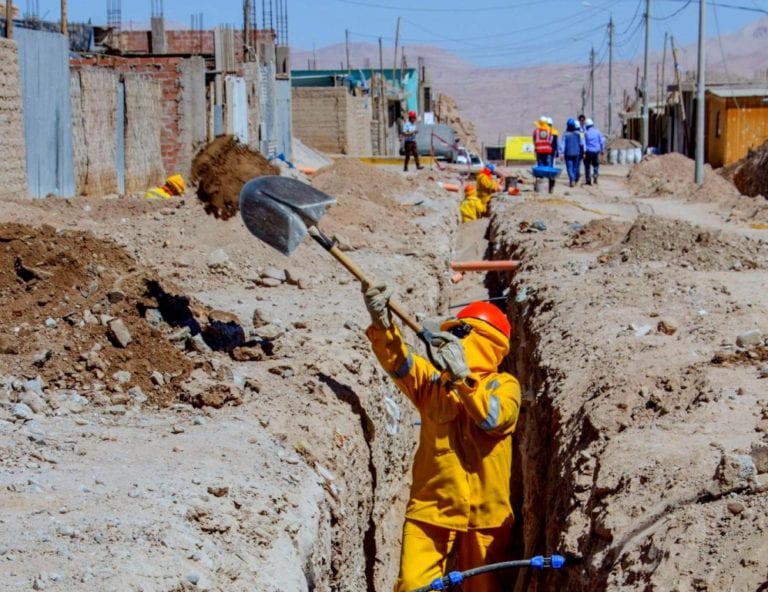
[460,183,486,222]
[475,164,501,208]
[144,174,186,199]
[362,285,521,592]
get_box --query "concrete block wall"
[0,38,27,198]
[292,87,372,155]
[345,92,373,156]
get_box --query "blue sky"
[33,0,767,67]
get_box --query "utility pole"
[61,0,68,34]
[660,31,668,150]
[590,46,596,121]
[244,0,251,62]
[671,35,689,153]
[5,0,12,38]
[695,0,706,185]
[607,16,614,136]
[392,16,400,90]
[345,29,350,73]
[379,36,387,154]
[642,0,651,153]
[581,85,587,115]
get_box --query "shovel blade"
[239,176,336,256]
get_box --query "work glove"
[429,331,470,382]
[362,282,393,329]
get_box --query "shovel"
[239,176,435,347]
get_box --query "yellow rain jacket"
[475,171,499,208]
[366,317,521,530]
[460,186,486,222]
[145,174,186,199]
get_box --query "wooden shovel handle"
[308,226,423,334]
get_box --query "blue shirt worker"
[583,118,606,185]
[402,111,423,172]
[562,119,584,187]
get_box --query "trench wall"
[0,38,27,198]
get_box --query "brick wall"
[71,55,202,178]
[0,38,27,198]
[119,29,275,57]
[292,87,372,155]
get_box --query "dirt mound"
[720,139,768,198]
[607,215,767,270]
[191,136,279,220]
[568,218,632,249]
[311,159,418,250]
[313,158,410,208]
[0,223,200,406]
[628,153,741,202]
[434,93,480,153]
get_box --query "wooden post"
[5,0,13,39]
[671,35,689,153]
[61,0,68,34]
[244,0,251,62]
[379,36,387,155]
[392,17,400,90]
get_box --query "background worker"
[562,118,584,187]
[460,182,486,222]
[533,116,553,167]
[475,163,502,208]
[144,174,186,199]
[401,111,423,172]
[546,116,559,166]
[362,285,522,592]
[583,118,606,185]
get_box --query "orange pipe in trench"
[450,260,520,272]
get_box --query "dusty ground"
[2,152,768,592]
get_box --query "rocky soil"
[2,151,768,592]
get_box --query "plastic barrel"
[634,148,643,162]
[618,149,627,164]
[608,149,618,164]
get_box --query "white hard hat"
[545,116,553,125]
[585,118,594,127]
[539,115,548,122]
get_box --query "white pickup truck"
[453,146,484,173]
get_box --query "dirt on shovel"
[191,136,280,220]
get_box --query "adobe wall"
[71,55,205,179]
[293,87,372,155]
[0,38,27,198]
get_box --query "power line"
[328,0,564,12]
[651,0,694,20]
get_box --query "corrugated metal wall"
[15,28,74,197]
[275,79,293,161]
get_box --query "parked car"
[453,146,485,173]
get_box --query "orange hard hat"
[408,110,417,119]
[456,301,511,339]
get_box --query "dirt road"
[1,157,767,591]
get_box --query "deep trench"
[345,218,570,592]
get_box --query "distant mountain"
[292,17,768,145]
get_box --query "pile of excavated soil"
[607,215,767,270]
[191,136,279,220]
[720,139,768,198]
[568,218,632,250]
[628,153,742,202]
[0,223,197,406]
[311,159,420,250]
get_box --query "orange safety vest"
[533,127,553,154]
